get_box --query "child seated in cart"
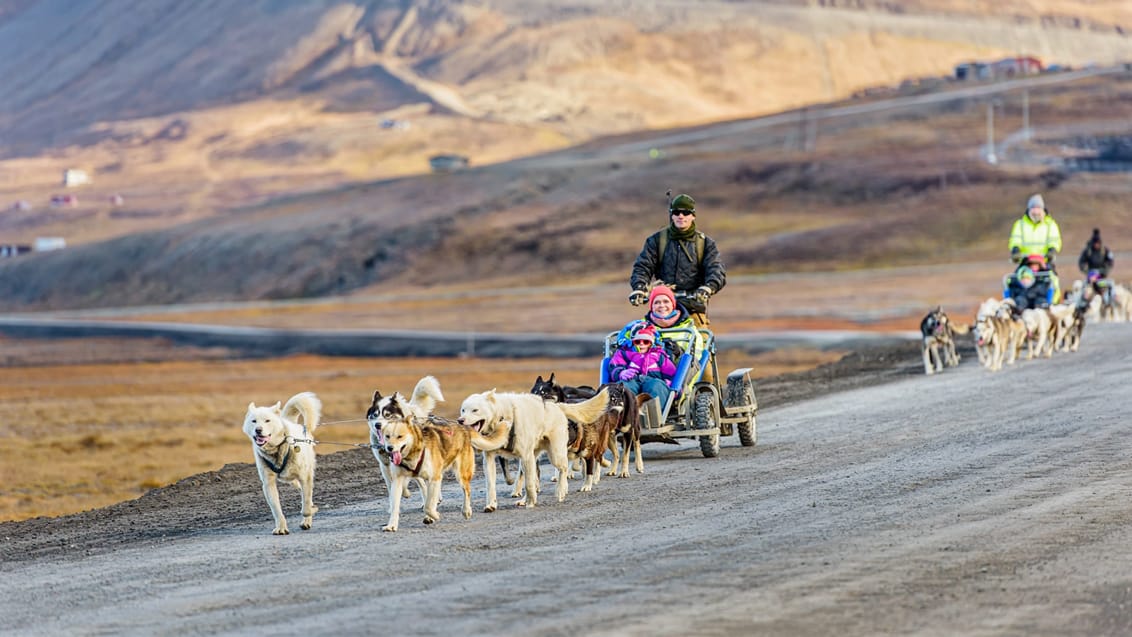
[1003,263,1053,311]
[606,324,676,407]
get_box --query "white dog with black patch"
[458,388,609,510]
[243,392,321,535]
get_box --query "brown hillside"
[2,70,1132,313]
[0,1,1131,312]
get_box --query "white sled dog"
[367,376,445,507]
[458,387,610,510]
[243,392,322,535]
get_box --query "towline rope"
[289,437,377,449]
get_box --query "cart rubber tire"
[694,392,720,458]
[731,381,757,447]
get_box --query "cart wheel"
[694,392,720,458]
[729,380,758,447]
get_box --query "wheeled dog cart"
[600,326,758,458]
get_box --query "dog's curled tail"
[558,386,611,425]
[471,419,513,452]
[411,375,444,413]
[283,392,322,435]
[951,323,971,335]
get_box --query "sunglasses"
[632,339,652,345]
[670,210,695,217]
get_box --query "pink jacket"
[608,346,676,385]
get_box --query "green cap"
[669,193,696,213]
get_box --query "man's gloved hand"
[1045,248,1057,265]
[618,369,639,381]
[1010,246,1022,264]
[694,285,713,304]
[628,290,648,306]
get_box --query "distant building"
[954,62,991,81]
[62,169,91,187]
[0,244,32,258]
[34,237,66,252]
[991,56,1043,77]
[429,154,470,172]
[956,57,1042,80]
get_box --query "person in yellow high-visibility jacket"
[1008,193,1063,302]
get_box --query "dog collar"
[398,449,426,476]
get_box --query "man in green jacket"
[628,193,726,328]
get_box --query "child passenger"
[607,324,676,407]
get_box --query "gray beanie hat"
[1026,194,1046,210]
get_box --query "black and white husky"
[366,376,444,506]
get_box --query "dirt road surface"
[2,326,1131,636]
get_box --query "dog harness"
[397,448,427,476]
[257,444,293,475]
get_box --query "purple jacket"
[608,346,676,385]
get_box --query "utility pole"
[806,113,818,153]
[985,102,997,165]
[1022,89,1031,141]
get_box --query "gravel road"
[2,326,1131,636]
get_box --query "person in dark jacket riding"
[1078,228,1115,304]
[1004,265,1052,311]
[628,192,726,328]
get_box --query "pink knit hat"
[648,285,676,309]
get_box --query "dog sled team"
[242,303,755,535]
[243,359,716,534]
[241,190,1127,532]
[921,194,1129,376]
[244,375,621,534]
[242,191,760,534]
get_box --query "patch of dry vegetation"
[0,342,841,522]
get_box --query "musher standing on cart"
[628,192,727,328]
[1007,193,1063,303]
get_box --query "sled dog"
[1105,283,1131,322]
[367,376,445,507]
[531,373,602,481]
[974,297,1005,365]
[531,375,645,479]
[378,412,512,532]
[243,392,322,535]
[920,306,966,375]
[1062,303,1088,352]
[459,387,610,510]
[1019,307,1054,360]
[974,312,1025,372]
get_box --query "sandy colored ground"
[0,337,840,522]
